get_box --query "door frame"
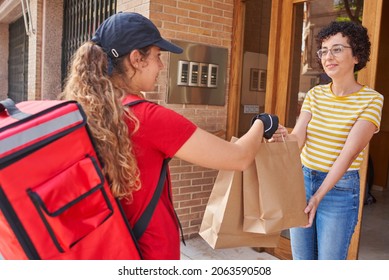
[227,0,384,260]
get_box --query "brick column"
[41,0,63,100]
[0,23,8,99]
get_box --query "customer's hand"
[303,196,319,228]
[270,124,288,142]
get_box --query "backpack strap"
[125,99,168,241]
[132,158,170,240]
[124,99,149,107]
[126,99,185,244]
[0,98,32,120]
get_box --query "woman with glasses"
[272,21,384,260]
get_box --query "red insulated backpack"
[0,98,143,260]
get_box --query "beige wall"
[41,0,63,100]
[26,0,43,100]
[1,0,63,101]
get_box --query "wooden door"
[364,1,389,192]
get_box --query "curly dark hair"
[316,21,371,72]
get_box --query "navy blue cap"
[91,12,183,58]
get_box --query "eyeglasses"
[317,44,352,59]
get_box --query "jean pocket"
[333,176,358,192]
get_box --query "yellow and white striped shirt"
[301,83,384,172]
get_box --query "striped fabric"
[300,83,384,172]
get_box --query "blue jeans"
[290,166,360,260]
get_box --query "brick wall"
[117,0,150,15]
[118,0,234,238]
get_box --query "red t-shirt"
[120,95,197,260]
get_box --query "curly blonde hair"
[60,41,141,201]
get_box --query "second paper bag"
[199,138,280,249]
[243,140,308,234]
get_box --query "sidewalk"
[180,235,280,260]
[0,235,279,260]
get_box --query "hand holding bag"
[199,138,280,249]
[243,139,308,234]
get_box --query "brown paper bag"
[199,138,280,249]
[243,140,308,234]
